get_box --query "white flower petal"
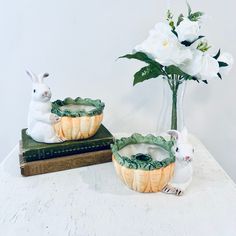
[199,54,219,80]
[134,22,193,67]
[218,52,234,76]
[180,50,202,75]
[176,18,200,42]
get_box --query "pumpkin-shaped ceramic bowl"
[111,134,175,193]
[52,97,104,140]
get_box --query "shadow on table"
[79,162,137,196]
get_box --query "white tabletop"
[0,135,236,236]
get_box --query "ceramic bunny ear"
[38,73,49,83]
[167,130,180,140]
[26,70,38,83]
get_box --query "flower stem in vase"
[168,75,181,130]
[171,87,178,130]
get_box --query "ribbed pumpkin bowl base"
[113,157,174,192]
[52,97,105,141]
[54,114,103,140]
[111,134,175,193]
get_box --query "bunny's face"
[32,82,52,102]
[26,70,52,102]
[172,141,194,163]
[168,128,194,163]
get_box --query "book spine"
[20,149,112,177]
[23,138,114,162]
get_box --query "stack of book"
[19,125,114,176]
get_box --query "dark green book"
[21,124,114,162]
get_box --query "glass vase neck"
[157,76,186,134]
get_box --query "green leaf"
[166,9,173,21]
[181,35,205,46]
[184,75,194,80]
[202,80,208,84]
[191,76,200,83]
[217,73,222,79]
[213,49,221,59]
[133,65,163,86]
[187,2,192,16]
[177,14,184,26]
[165,65,186,76]
[189,11,204,21]
[183,75,201,82]
[119,52,162,67]
[171,30,178,37]
[218,61,228,67]
[196,40,211,52]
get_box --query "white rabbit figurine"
[26,70,62,143]
[162,128,194,196]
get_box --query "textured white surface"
[0,135,236,236]
[1,0,236,184]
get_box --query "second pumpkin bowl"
[111,134,175,193]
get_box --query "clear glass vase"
[157,76,186,134]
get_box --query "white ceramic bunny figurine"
[26,70,62,143]
[162,128,194,196]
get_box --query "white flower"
[134,22,192,66]
[176,18,200,42]
[198,54,219,80]
[180,50,219,80]
[218,52,234,76]
[180,50,202,76]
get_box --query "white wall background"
[0,0,235,181]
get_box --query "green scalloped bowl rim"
[111,133,175,171]
[51,97,105,117]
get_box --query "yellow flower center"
[162,39,169,47]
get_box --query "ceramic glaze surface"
[113,157,175,192]
[52,97,104,140]
[112,134,175,192]
[60,104,95,113]
[162,128,194,196]
[54,114,103,140]
[118,143,169,162]
[26,70,62,143]
[52,97,104,117]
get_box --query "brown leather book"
[19,149,112,177]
